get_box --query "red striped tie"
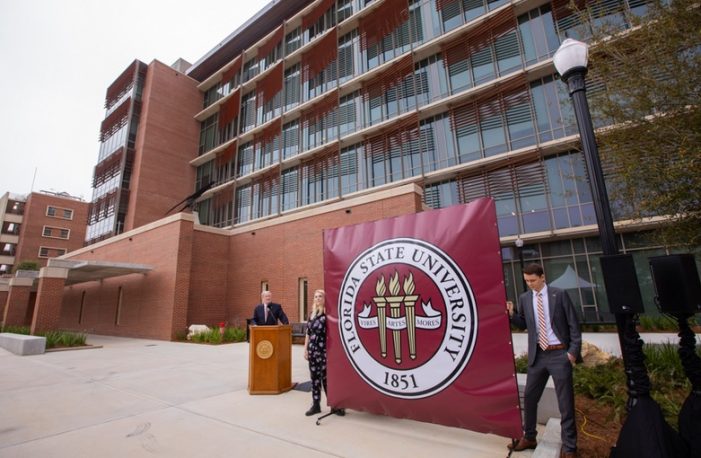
[537,292,548,350]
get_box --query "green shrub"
[514,353,528,374]
[638,315,678,332]
[13,261,39,272]
[515,342,701,427]
[40,330,87,348]
[1,325,30,335]
[224,326,246,342]
[188,326,246,344]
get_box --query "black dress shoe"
[305,404,321,416]
[507,437,537,451]
[331,408,345,416]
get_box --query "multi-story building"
[0,191,88,274]
[8,0,694,340]
[86,59,201,245]
[0,193,25,274]
[186,0,675,321]
[1,191,88,327]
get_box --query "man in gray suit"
[507,263,581,458]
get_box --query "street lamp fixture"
[553,38,669,455]
[553,39,617,256]
[514,237,526,292]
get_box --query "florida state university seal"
[338,238,478,399]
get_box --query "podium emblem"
[256,340,274,359]
[338,238,478,399]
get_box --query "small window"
[38,246,67,258]
[46,206,74,220]
[42,226,70,240]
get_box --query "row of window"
[38,246,67,258]
[197,69,578,227]
[2,242,16,256]
[501,232,689,323]
[197,6,571,172]
[198,7,567,182]
[1,222,20,235]
[42,226,70,240]
[198,0,648,156]
[5,199,25,215]
[47,206,74,220]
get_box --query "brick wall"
[225,189,422,324]
[14,193,89,269]
[32,276,66,334]
[61,217,192,339]
[187,230,230,326]
[54,185,422,340]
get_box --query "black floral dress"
[306,312,327,403]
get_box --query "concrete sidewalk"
[1,335,529,458]
[1,332,689,457]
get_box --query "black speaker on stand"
[600,254,645,314]
[649,254,701,315]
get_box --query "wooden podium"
[248,325,293,394]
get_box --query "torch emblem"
[362,271,442,364]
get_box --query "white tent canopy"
[549,265,597,289]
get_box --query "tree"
[583,0,701,248]
[14,261,39,272]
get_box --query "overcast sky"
[0,0,270,201]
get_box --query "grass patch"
[0,325,30,335]
[39,330,87,349]
[1,325,86,348]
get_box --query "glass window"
[479,101,507,157]
[340,145,363,195]
[281,168,299,211]
[505,93,536,150]
[470,46,495,85]
[494,29,522,76]
[235,185,252,224]
[441,0,463,32]
[282,121,299,160]
[237,142,254,177]
[463,0,485,22]
[284,65,300,112]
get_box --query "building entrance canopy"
[47,259,153,285]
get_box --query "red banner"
[323,198,522,438]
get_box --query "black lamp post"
[515,237,526,292]
[553,39,677,455]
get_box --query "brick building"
[4,0,695,339]
[1,191,88,327]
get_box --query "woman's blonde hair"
[310,289,325,319]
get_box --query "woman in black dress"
[304,289,327,415]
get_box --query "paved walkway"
[0,332,688,457]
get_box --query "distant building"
[1,191,88,327]
[3,0,695,339]
[0,191,88,274]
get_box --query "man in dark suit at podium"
[252,291,289,326]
